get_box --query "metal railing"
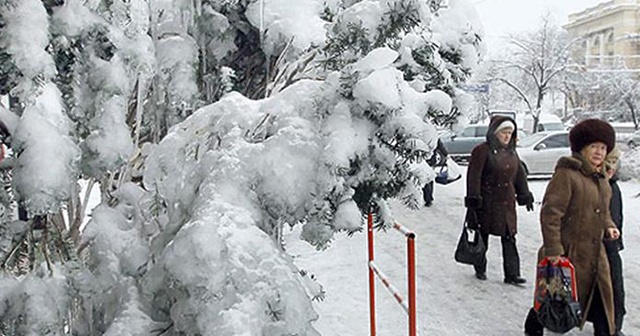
[367,210,417,336]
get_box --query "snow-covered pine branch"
[0,0,483,334]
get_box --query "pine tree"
[0,0,483,334]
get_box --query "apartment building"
[564,0,640,70]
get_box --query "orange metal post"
[407,233,416,336]
[368,211,376,336]
[368,218,417,336]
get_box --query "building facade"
[564,0,640,70]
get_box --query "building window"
[608,33,614,43]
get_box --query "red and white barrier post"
[367,210,417,336]
[368,211,376,336]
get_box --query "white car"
[517,131,571,176]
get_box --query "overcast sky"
[473,0,607,51]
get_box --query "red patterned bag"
[533,256,582,333]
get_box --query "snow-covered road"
[288,167,640,335]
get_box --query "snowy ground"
[287,166,640,335]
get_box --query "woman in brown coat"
[524,118,621,336]
[464,115,534,283]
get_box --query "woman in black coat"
[604,146,626,335]
[464,116,534,284]
[423,138,448,207]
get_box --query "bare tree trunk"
[625,97,639,130]
[532,90,545,133]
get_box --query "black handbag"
[536,261,582,333]
[454,223,486,266]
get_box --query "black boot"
[504,276,526,285]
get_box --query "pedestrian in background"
[604,145,626,336]
[524,118,620,336]
[423,138,448,207]
[464,115,534,283]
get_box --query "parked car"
[627,129,640,148]
[517,128,531,140]
[440,124,488,163]
[519,114,566,134]
[516,131,570,176]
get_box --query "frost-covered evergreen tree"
[133,0,483,334]
[1,0,80,216]
[0,0,482,334]
[0,1,81,334]
[49,0,155,181]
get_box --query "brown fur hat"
[569,118,616,154]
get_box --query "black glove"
[526,201,534,212]
[464,196,482,209]
[517,192,534,212]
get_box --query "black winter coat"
[427,138,448,167]
[605,176,624,252]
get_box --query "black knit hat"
[569,119,615,154]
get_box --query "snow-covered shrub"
[141,45,481,336]
[618,147,640,181]
[13,83,80,216]
[0,0,483,334]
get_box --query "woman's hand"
[525,200,534,212]
[547,255,560,264]
[606,227,620,240]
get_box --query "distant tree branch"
[489,77,533,112]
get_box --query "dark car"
[440,124,489,163]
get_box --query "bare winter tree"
[487,14,573,132]
[613,76,640,128]
[469,61,522,122]
[562,65,640,128]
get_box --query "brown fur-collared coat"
[540,154,616,334]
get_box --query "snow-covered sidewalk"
[288,167,640,335]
